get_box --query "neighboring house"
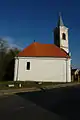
[71,69,80,82]
[14,14,71,82]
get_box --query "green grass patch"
[0,81,38,90]
[0,81,69,90]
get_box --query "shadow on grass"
[16,85,80,120]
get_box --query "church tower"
[54,14,69,53]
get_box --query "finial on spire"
[59,12,61,16]
[34,40,35,42]
[57,12,64,27]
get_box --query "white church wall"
[14,57,71,82]
[66,59,71,82]
[14,58,19,81]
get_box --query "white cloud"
[1,36,23,50]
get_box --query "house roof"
[17,42,70,58]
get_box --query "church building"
[14,14,71,82]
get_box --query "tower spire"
[54,13,69,53]
[57,12,64,27]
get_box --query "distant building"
[14,14,71,82]
[71,69,80,82]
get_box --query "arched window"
[62,33,66,40]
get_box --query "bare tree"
[0,38,20,81]
[0,38,9,80]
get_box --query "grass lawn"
[0,81,79,90]
[0,81,68,90]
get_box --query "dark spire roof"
[57,13,64,27]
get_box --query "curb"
[0,83,80,97]
[0,88,40,96]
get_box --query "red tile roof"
[18,42,70,58]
